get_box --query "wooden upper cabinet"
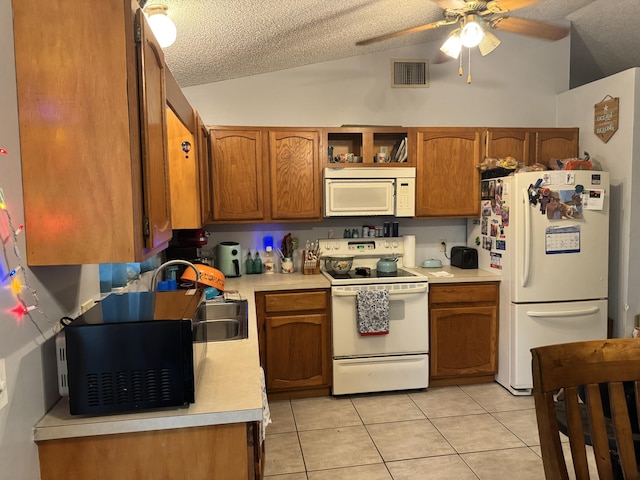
[415,128,482,218]
[12,0,171,265]
[530,128,579,167]
[196,115,213,225]
[268,130,322,221]
[484,128,530,166]
[166,107,200,229]
[136,9,172,250]
[324,127,412,166]
[210,128,266,221]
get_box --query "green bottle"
[253,251,263,274]
[245,250,254,275]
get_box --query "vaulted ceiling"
[150,0,640,89]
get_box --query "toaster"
[450,247,478,269]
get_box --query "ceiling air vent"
[391,59,429,88]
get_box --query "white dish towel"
[356,289,390,336]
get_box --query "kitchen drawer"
[429,282,498,305]
[264,290,329,313]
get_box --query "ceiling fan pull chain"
[459,51,463,77]
[467,48,472,84]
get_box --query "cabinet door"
[197,115,213,225]
[268,130,322,220]
[265,313,330,391]
[166,108,200,229]
[415,128,481,217]
[136,10,172,250]
[430,305,497,379]
[530,128,579,168]
[485,128,530,166]
[210,129,265,221]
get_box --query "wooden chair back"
[532,339,640,480]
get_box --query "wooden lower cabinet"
[429,282,499,387]
[37,422,263,480]
[256,289,331,400]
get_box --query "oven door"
[331,283,429,357]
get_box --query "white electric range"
[318,238,429,395]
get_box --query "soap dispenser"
[253,250,263,274]
[245,250,254,275]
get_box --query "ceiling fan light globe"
[440,33,462,59]
[478,30,501,56]
[145,6,177,48]
[460,21,484,48]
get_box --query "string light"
[1,147,53,333]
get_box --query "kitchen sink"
[196,300,249,341]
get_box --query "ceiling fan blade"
[488,0,543,12]
[493,17,569,41]
[356,19,455,46]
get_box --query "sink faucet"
[150,260,201,291]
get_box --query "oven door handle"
[332,285,428,296]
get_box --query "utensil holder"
[302,250,320,275]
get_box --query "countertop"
[406,265,501,284]
[34,268,497,442]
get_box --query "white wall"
[557,68,640,337]
[184,33,570,127]
[0,0,101,477]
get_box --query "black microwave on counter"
[56,291,206,415]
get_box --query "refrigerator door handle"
[525,306,600,318]
[522,188,531,288]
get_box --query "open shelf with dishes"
[324,127,412,167]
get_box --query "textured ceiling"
[153,0,640,88]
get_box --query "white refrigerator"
[468,170,609,395]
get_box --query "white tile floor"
[263,382,598,479]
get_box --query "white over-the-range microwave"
[324,167,416,217]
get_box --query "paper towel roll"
[403,235,416,268]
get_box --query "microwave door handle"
[332,285,428,296]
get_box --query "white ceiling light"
[143,4,177,48]
[478,30,501,56]
[440,29,462,59]
[460,15,484,48]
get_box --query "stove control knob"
[384,241,390,248]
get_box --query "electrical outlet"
[439,240,447,253]
[0,358,8,411]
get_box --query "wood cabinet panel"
[269,130,322,220]
[429,283,499,304]
[485,128,530,166]
[265,313,329,390]
[264,290,329,313]
[430,305,497,378]
[531,128,579,167]
[37,423,250,480]
[210,129,265,221]
[196,114,213,225]
[429,282,499,386]
[136,9,172,250]
[256,289,331,399]
[167,107,200,229]
[12,0,171,264]
[415,128,482,218]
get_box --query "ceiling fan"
[356,0,569,58]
